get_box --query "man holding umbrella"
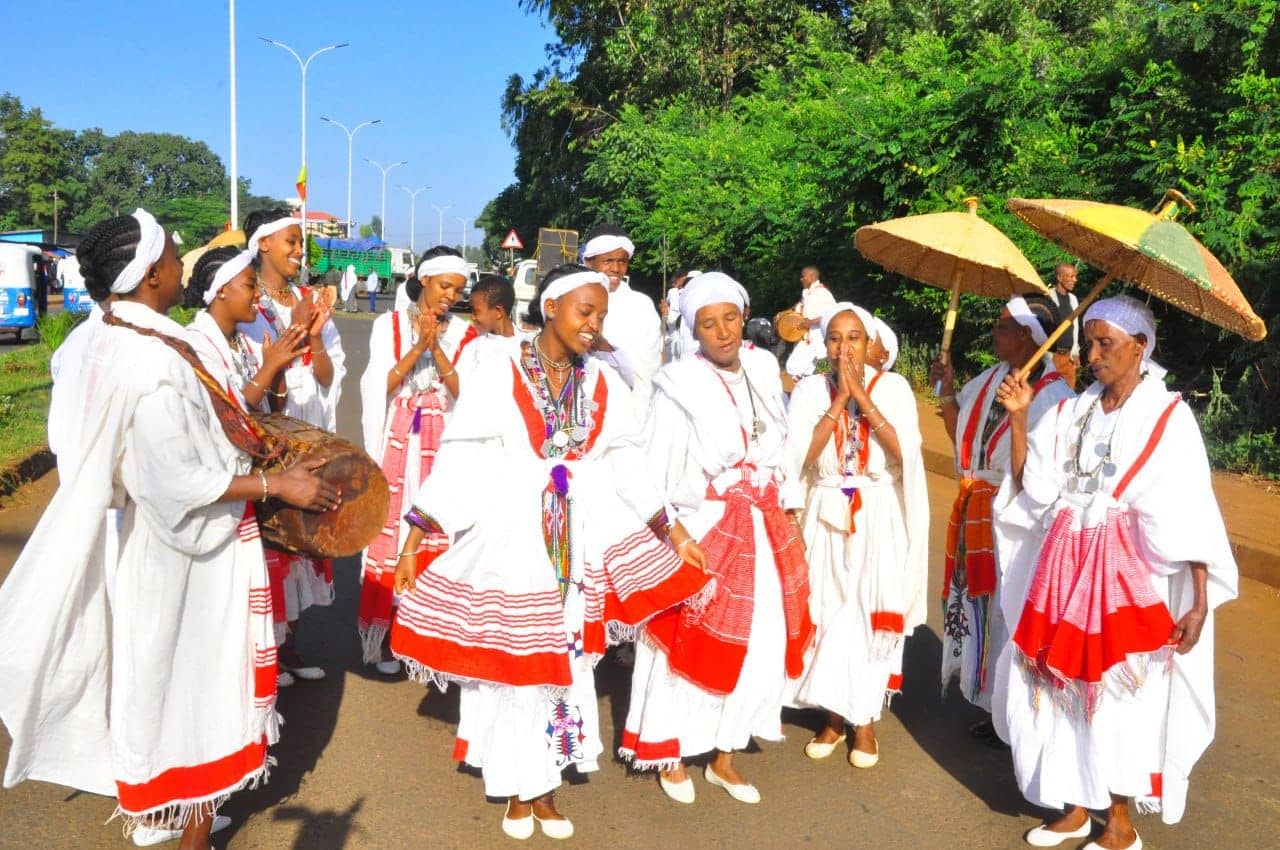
[1046,263,1081,388]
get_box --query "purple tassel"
[841,486,857,499]
[411,408,422,435]
[550,464,570,495]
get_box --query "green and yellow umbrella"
[1007,190,1267,378]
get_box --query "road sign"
[501,229,524,250]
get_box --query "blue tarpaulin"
[313,235,386,252]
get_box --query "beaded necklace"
[522,337,594,457]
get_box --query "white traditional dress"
[356,310,478,662]
[602,279,662,418]
[0,301,278,833]
[940,358,1072,709]
[390,343,706,800]
[238,284,346,625]
[785,365,929,726]
[992,375,1237,824]
[455,329,522,382]
[621,347,812,768]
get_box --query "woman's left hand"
[309,301,332,337]
[1171,606,1208,654]
[394,553,419,594]
[680,540,707,572]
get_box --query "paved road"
[1,314,1276,850]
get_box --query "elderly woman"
[358,247,475,674]
[786,302,929,768]
[389,264,708,840]
[929,297,1073,739]
[621,272,812,806]
[992,295,1237,850]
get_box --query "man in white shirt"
[659,267,699,363]
[1046,263,1080,388]
[783,264,836,379]
[582,225,662,418]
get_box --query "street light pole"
[431,203,453,248]
[365,158,406,241]
[321,117,379,237]
[261,37,348,275]
[229,0,238,229]
[456,215,470,260]
[400,186,428,253]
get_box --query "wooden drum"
[252,414,390,558]
[774,309,808,343]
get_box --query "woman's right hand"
[413,311,439,352]
[996,372,1033,415]
[394,553,419,594]
[262,325,309,371]
[271,458,340,512]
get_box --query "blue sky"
[0,0,553,249]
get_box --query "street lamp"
[261,37,348,274]
[400,186,428,253]
[320,117,380,237]
[365,158,406,241]
[456,215,470,261]
[431,202,453,248]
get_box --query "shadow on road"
[274,797,366,849]
[891,625,1040,818]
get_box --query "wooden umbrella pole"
[1015,271,1115,381]
[933,266,963,394]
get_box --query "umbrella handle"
[934,270,963,395]
[1015,272,1116,381]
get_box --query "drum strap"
[104,312,281,463]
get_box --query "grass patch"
[0,343,54,470]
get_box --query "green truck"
[308,235,392,282]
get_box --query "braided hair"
[78,215,143,303]
[406,245,464,302]
[525,263,594,327]
[190,246,243,301]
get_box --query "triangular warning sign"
[501,229,524,250]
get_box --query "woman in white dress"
[358,247,475,674]
[785,302,929,768]
[621,272,813,806]
[237,208,347,686]
[390,265,708,839]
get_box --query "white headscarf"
[417,254,470,279]
[110,208,167,295]
[246,216,302,256]
[541,270,609,302]
[819,301,875,341]
[1083,294,1167,379]
[582,233,636,259]
[202,250,255,305]
[1006,295,1049,346]
[873,316,899,370]
[678,271,746,328]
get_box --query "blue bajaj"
[0,244,40,342]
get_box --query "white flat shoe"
[133,815,231,846]
[658,774,696,804]
[534,814,574,840]
[374,659,401,676]
[804,734,846,760]
[276,670,295,689]
[849,744,879,768]
[501,813,534,840]
[703,765,760,804]
[1025,818,1093,847]
[281,664,325,681]
[1083,834,1140,850]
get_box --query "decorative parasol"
[1007,190,1267,379]
[180,229,247,289]
[855,196,1046,391]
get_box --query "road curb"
[0,446,54,505]
[922,445,1280,590]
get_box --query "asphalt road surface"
[0,313,1276,849]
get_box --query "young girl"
[390,265,708,839]
[358,247,475,674]
[238,209,347,686]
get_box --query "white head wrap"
[417,254,470,280]
[247,216,302,256]
[110,208,167,294]
[202,250,255,305]
[582,233,636,259]
[873,316,899,370]
[819,301,875,341]
[1083,295,1166,379]
[678,271,746,329]
[542,270,609,303]
[1006,295,1049,346]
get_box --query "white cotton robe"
[785,367,930,725]
[991,375,1237,824]
[602,280,662,418]
[0,301,277,828]
[622,347,804,765]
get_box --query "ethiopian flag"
[295,164,307,201]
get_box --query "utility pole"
[431,202,453,248]
[52,189,59,244]
[228,0,239,229]
[456,215,470,260]
[400,186,428,253]
[321,117,380,237]
[365,158,406,241]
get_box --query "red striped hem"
[115,736,269,815]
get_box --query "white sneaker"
[374,659,401,676]
[277,670,295,689]
[132,815,231,846]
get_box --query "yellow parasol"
[855,196,1046,390]
[1007,190,1267,379]
[180,229,247,288]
